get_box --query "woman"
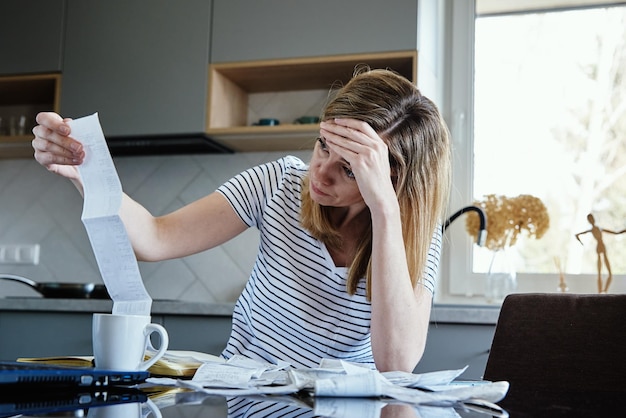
[32,68,451,373]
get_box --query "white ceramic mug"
[92,313,169,371]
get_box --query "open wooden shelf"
[206,51,417,152]
[0,135,35,159]
[205,124,319,152]
[0,73,61,159]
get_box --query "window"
[441,0,626,302]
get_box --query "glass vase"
[485,248,517,304]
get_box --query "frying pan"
[0,274,110,299]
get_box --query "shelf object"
[206,51,417,152]
[0,73,61,159]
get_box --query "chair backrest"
[484,293,626,392]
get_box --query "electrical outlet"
[0,244,40,265]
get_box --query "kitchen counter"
[0,298,234,316]
[430,303,500,324]
[0,298,500,324]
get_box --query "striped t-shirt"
[217,156,441,369]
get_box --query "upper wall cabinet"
[210,0,418,63]
[0,0,64,76]
[61,0,212,137]
[206,51,417,152]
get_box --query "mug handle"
[138,323,169,371]
[141,398,163,418]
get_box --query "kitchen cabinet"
[415,323,496,380]
[0,0,64,159]
[161,315,232,357]
[0,311,93,359]
[61,0,212,138]
[208,0,419,151]
[210,0,418,63]
[0,300,495,380]
[206,51,417,151]
[0,0,65,76]
[1,314,493,380]
[0,310,232,361]
[0,73,61,159]
[1,0,425,155]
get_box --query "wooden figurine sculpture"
[575,213,626,293]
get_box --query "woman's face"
[308,137,365,208]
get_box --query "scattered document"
[381,366,468,388]
[144,356,510,417]
[315,372,383,397]
[157,355,508,415]
[188,355,290,388]
[70,113,151,315]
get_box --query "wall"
[0,149,311,302]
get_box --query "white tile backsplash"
[0,150,311,302]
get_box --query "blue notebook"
[0,360,149,387]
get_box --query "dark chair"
[484,293,626,416]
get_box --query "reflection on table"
[10,386,501,418]
[12,383,626,418]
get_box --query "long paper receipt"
[70,113,152,315]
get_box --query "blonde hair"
[301,68,452,298]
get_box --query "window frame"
[436,0,626,304]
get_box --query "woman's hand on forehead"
[321,118,378,145]
[320,119,395,209]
